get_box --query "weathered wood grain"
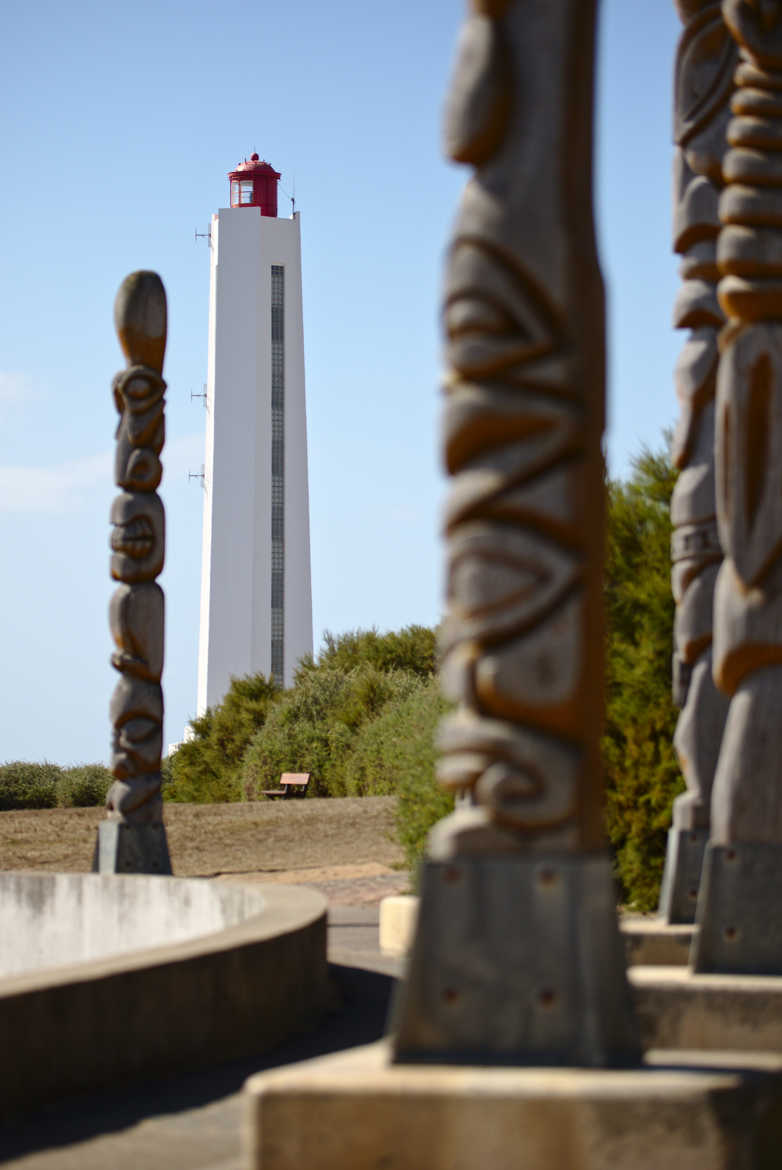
[105,272,168,829]
[710,0,782,843]
[434,0,606,855]
[669,1,734,837]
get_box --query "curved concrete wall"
[0,874,328,1118]
[1,872,270,977]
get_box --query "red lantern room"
[228,155,281,216]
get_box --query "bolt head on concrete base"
[658,827,708,924]
[92,820,172,875]
[692,842,782,974]
[390,853,640,1067]
[243,1040,782,1170]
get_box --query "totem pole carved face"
[109,582,164,682]
[442,6,512,168]
[443,243,560,384]
[674,2,736,179]
[109,676,163,779]
[113,370,164,492]
[724,0,782,63]
[111,717,163,780]
[110,492,164,583]
[115,442,163,494]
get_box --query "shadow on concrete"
[0,962,396,1161]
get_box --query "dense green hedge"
[313,625,437,679]
[242,664,425,799]
[0,762,112,810]
[388,678,454,876]
[165,674,279,803]
[165,625,438,806]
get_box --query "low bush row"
[0,762,112,811]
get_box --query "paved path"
[215,862,410,906]
[0,905,404,1170]
[286,871,409,906]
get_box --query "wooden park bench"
[261,772,311,800]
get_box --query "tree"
[240,664,423,798]
[304,625,438,680]
[166,673,279,803]
[602,444,683,909]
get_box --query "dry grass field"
[0,796,404,885]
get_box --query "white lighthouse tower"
[196,155,313,712]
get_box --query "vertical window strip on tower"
[270,265,285,683]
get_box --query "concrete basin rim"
[0,875,327,996]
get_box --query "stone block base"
[631,964,782,1052]
[692,842,782,973]
[391,853,639,1066]
[243,1040,782,1170]
[92,821,172,875]
[622,917,694,966]
[658,828,708,924]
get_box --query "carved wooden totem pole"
[660,0,734,923]
[392,0,639,1065]
[93,271,172,875]
[692,0,782,971]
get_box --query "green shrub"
[301,624,437,681]
[0,762,62,810]
[160,753,173,792]
[168,627,440,805]
[57,764,112,807]
[391,679,455,878]
[241,664,417,798]
[240,667,349,798]
[166,673,279,803]
[343,675,442,797]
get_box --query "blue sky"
[0,1,681,764]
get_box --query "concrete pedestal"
[391,854,639,1066]
[631,964,782,1053]
[243,1040,782,1170]
[658,828,708,924]
[622,917,695,966]
[92,821,172,875]
[692,842,782,973]
[380,898,696,968]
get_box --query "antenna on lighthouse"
[280,177,296,217]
